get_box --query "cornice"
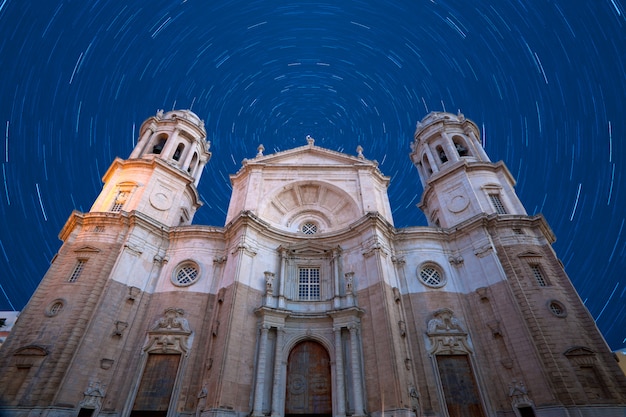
[223,209,396,245]
[419,160,516,209]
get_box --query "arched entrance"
[285,341,332,417]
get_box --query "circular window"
[418,264,446,288]
[548,300,567,318]
[46,299,65,317]
[301,222,318,235]
[172,261,200,287]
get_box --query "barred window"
[46,300,65,317]
[301,222,318,235]
[489,194,507,214]
[111,191,129,213]
[172,262,200,287]
[418,264,446,288]
[68,260,86,283]
[548,300,567,317]
[531,264,548,287]
[298,267,320,300]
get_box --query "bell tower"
[410,112,526,228]
[90,109,211,226]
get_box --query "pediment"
[252,144,372,168]
[14,345,48,356]
[564,346,595,357]
[279,242,338,257]
[74,245,101,253]
[517,251,542,258]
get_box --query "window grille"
[68,260,86,283]
[548,301,566,317]
[531,265,548,287]
[172,262,200,286]
[298,267,320,300]
[47,301,64,316]
[110,191,129,213]
[489,194,508,214]
[419,265,445,288]
[301,222,318,235]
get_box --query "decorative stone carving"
[474,244,493,258]
[398,320,406,337]
[213,255,227,264]
[426,308,472,355]
[128,286,140,301]
[448,255,464,266]
[264,271,275,295]
[392,287,401,303]
[143,308,192,355]
[112,321,128,337]
[153,254,169,265]
[447,194,469,213]
[100,358,114,369]
[79,381,105,409]
[391,255,406,265]
[345,272,354,295]
[475,287,489,302]
[508,379,533,409]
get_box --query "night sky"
[0,1,624,350]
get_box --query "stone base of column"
[200,408,240,417]
[369,408,416,417]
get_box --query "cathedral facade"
[0,110,624,417]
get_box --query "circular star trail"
[0,0,625,349]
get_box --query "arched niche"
[259,181,361,233]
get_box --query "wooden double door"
[285,341,332,417]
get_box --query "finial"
[206,141,211,151]
[356,145,364,159]
[156,109,164,119]
[306,135,315,146]
[257,144,265,157]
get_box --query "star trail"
[0,0,625,349]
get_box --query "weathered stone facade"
[0,110,624,417]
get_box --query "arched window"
[151,135,167,154]
[173,143,185,161]
[436,145,448,163]
[187,152,198,174]
[452,136,470,157]
[422,153,433,176]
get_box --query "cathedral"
[0,110,624,417]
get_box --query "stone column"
[278,248,287,308]
[271,327,285,417]
[130,125,154,158]
[193,160,206,186]
[160,128,180,160]
[349,325,365,416]
[181,143,197,172]
[252,325,270,417]
[441,132,459,163]
[333,247,341,308]
[423,145,439,174]
[334,327,347,417]
[468,130,491,161]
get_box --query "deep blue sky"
[0,0,624,350]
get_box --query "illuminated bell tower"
[410,111,526,228]
[90,109,211,226]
